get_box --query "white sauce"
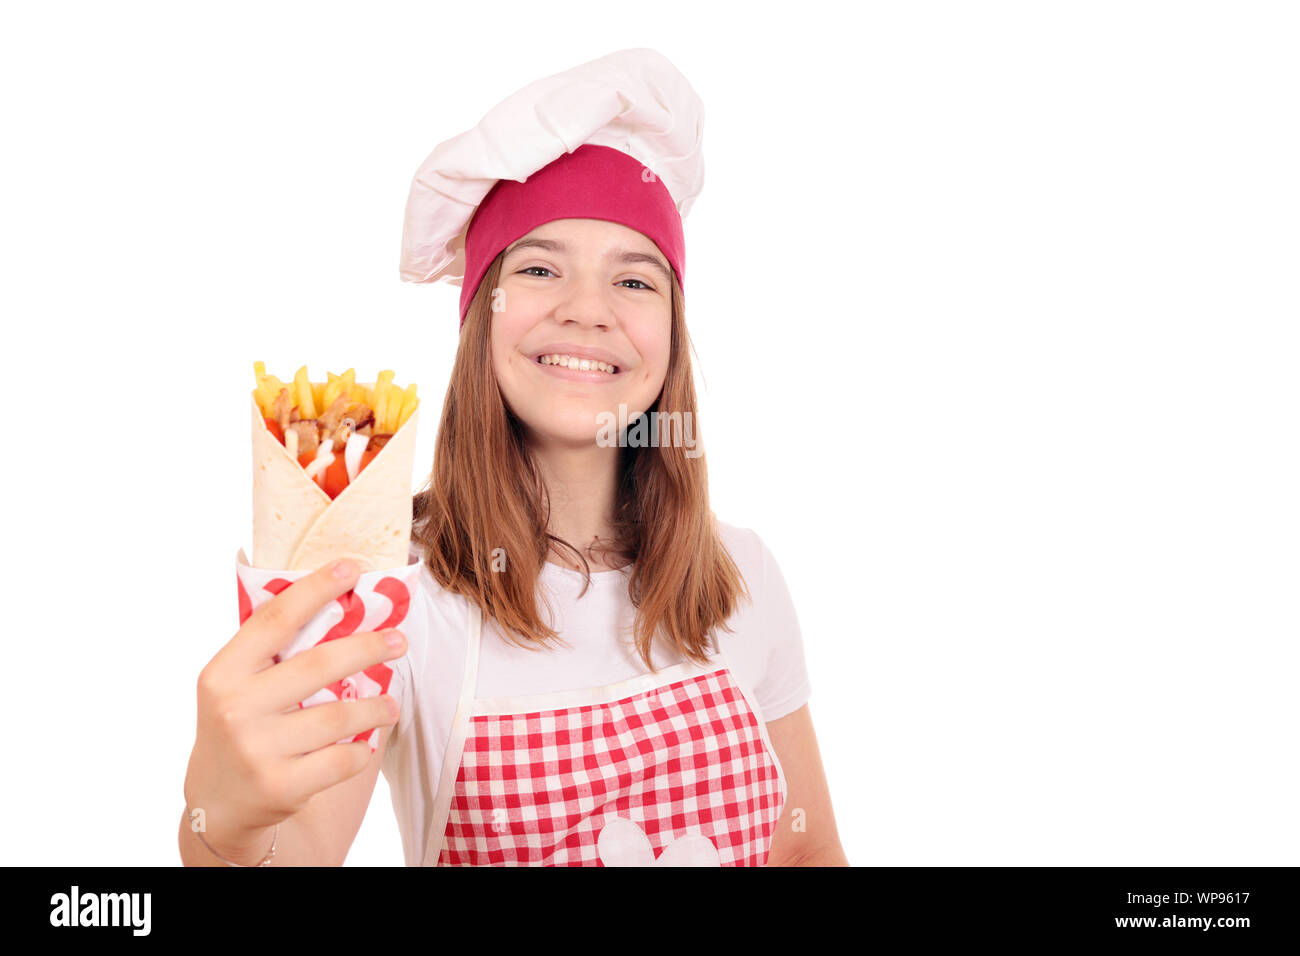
[345,432,370,483]
[303,438,334,481]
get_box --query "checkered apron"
[422,601,788,866]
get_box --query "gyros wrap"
[235,364,422,751]
[248,364,420,572]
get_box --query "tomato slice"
[321,454,350,499]
[275,435,387,499]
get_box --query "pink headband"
[459,144,685,328]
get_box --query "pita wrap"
[250,389,420,572]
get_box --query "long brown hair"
[411,251,748,669]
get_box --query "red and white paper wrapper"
[235,548,420,752]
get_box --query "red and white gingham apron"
[422,601,788,866]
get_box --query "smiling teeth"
[540,354,617,374]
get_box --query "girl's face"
[490,218,673,449]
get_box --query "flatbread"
[250,392,419,572]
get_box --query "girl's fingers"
[217,559,361,676]
[275,696,399,758]
[283,733,392,805]
[252,628,407,713]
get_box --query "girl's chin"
[522,415,633,451]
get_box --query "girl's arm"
[764,703,849,866]
[180,560,403,867]
[179,723,393,867]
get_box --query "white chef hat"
[398,47,705,328]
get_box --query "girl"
[181,48,846,867]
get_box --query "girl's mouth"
[532,352,623,382]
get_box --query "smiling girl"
[180,48,846,868]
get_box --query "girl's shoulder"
[714,518,774,594]
[415,565,470,616]
[403,539,475,650]
[712,518,812,721]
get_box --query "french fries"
[253,363,418,432]
[293,366,317,419]
[372,369,395,435]
[396,384,419,432]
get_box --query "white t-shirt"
[379,520,811,866]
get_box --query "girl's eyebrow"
[504,237,672,285]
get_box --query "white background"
[3,1,1296,866]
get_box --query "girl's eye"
[517,267,651,290]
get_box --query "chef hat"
[398,48,705,328]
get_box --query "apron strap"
[421,597,482,865]
[704,627,789,803]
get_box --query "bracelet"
[188,808,279,867]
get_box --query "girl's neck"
[528,438,624,571]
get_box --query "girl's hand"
[182,559,406,862]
